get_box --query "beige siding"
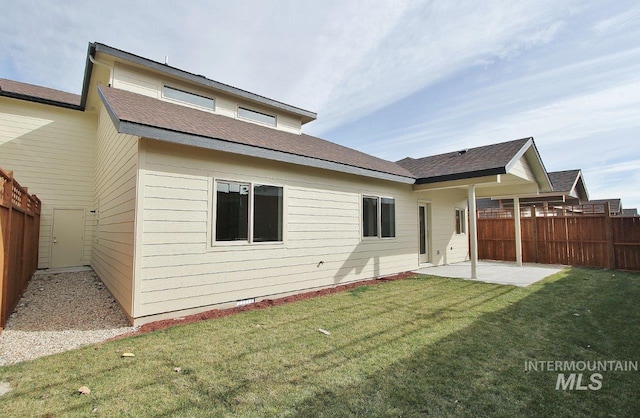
[509,157,536,182]
[136,140,417,318]
[0,98,96,268]
[112,62,160,98]
[277,114,302,134]
[417,189,469,266]
[110,62,304,133]
[92,107,138,317]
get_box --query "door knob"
[53,238,57,244]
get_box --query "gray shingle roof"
[0,78,81,108]
[586,199,622,213]
[98,86,414,180]
[396,138,532,183]
[548,170,581,192]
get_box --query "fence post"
[605,202,615,269]
[532,205,538,263]
[1,171,14,329]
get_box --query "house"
[477,169,589,215]
[0,42,551,324]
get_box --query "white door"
[51,209,85,268]
[418,204,430,264]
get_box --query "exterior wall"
[111,62,303,134]
[509,157,536,182]
[92,107,138,317]
[0,97,96,268]
[134,139,418,319]
[417,189,469,266]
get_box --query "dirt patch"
[121,272,415,337]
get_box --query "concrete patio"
[414,260,567,287]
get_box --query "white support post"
[514,196,523,266]
[469,185,478,279]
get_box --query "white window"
[455,208,466,235]
[238,106,276,126]
[363,196,396,239]
[162,85,214,109]
[215,180,283,243]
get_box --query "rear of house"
[1,42,545,324]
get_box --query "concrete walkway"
[414,260,567,287]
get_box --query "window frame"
[455,207,467,235]
[212,178,285,246]
[237,106,277,127]
[162,84,215,110]
[362,195,396,240]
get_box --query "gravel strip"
[0,269,137,366]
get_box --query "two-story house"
[0,42,552,324]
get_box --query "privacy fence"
[477,204,640,271]
[0,167,41,329]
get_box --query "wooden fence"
[477,205,640,271]
[0,167,41,329]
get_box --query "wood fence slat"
[477,206,640,272]
[0,166,41,329]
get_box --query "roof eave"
[97,88,413,185]
[0,90,81,110]
[415,167,507,185]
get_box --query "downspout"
[89,55,113,87]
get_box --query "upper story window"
[363,196,396,239]
[238,106,276,126]
[162,85,214,109]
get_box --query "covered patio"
[397,137,553,279]
[414,260,567,287]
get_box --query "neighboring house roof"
[98,86,415,183]
[396,137,549,186]
[586,199,622,214]
[623,208,638,217]
[84,43,317,124]
[548,170,581,192]
[0,78,81,109]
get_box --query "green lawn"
[1,268,639,417]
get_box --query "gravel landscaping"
[0,269,137,366]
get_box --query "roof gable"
[397,138,549,184]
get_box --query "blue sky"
[2,0,639,209]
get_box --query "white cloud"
[593,4,640,33]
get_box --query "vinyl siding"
[509,157,536,182]
[136,140,417,318]
[0,97,96,268]
[92,106,138,317]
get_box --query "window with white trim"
[362,196,396,239]
[455,208,466,235]
[238,106,276,126]
[215,180,283,243]
[162,85,214,109]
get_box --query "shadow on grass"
[1,268,638,417]
[289,268,640,417]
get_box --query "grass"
[1,267,639,417]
